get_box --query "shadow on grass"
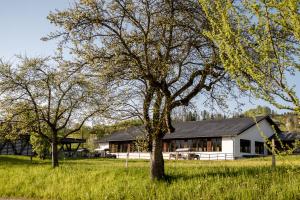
[0,155,51,166]
[0,155,124,165]
[164,165,299,183]
[0,155,147,167]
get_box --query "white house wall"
[222,137,234,154]
[96,142,109,151]
[234,119,275,158]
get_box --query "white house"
[97,116,281,160]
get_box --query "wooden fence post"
[125,151,129,168]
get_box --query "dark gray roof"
[98,126,146,142]
[99,116,276,142]
[163,116,270,139]
[276,132,300,141]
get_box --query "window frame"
[255,141,264,154]
[240,139,251,153]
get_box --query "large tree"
[199,0,300,114]
[0,57,112,167]
[45,0,227,179]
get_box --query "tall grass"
[0,155,299,200]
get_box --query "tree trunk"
[271,138,276,169]
[51,135,59,168]
[150,137,165,180]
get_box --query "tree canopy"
[46,0,230,179]
[243,106,274,117]
[0,56,113,167]
[199,0,300,113]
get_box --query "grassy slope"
[0,156,299,200]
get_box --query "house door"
[207,139,212,152]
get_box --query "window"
[212,138,222,152]
[255,141,264,154]
[175,140,183,149]
[191,139,199,151]
[110,143,117,153]
[118,143,128,152]
[163,137,221,152]
[198,139,207,152]
[109,142,134,153]
[183,140,188,148]
[163,142,169,152]
[240,139,251,153]
[169,141,176,152]
[163,141,177,152]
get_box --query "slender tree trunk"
[150,136,165,180]
[271,138,276,169]
[51,134,59,168]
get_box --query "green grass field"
[0,155,299,200]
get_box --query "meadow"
[0,155,299,200]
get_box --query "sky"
[0,0,69,59]
[0,0,299,115]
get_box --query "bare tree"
[45,0,227,179]
[0,57,113,167]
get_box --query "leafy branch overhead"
[199,0,300,113]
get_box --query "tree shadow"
[0,155,51,166]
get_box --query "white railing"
[113,152,151,159]
[112,152,234,160]
[195,153,234,160]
